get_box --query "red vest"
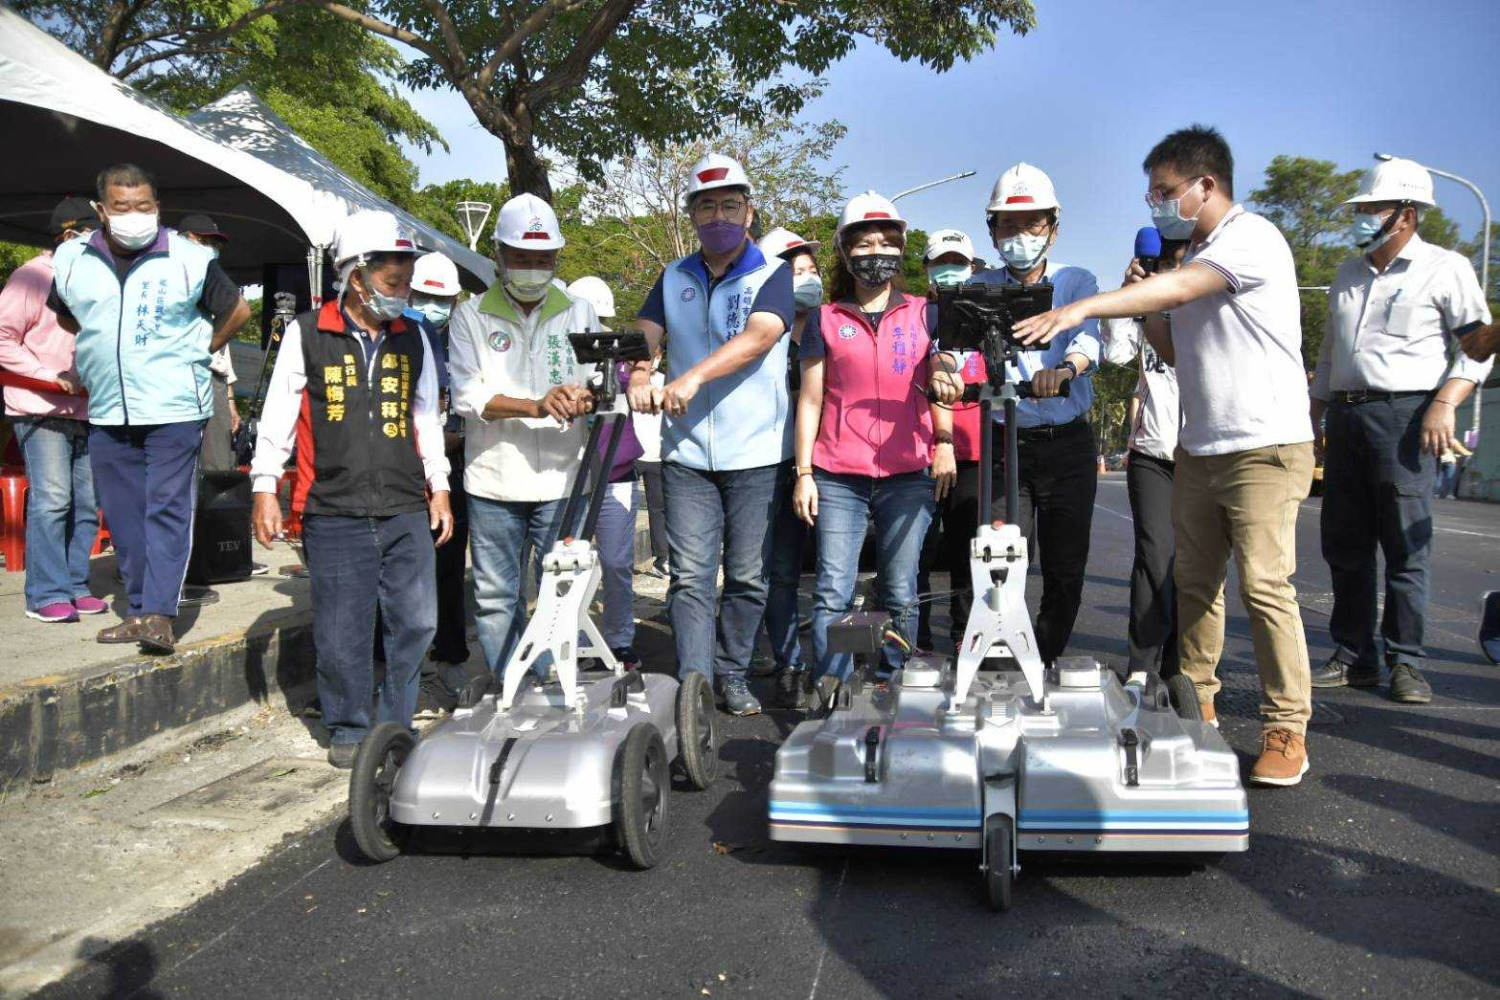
[811,296,933,478]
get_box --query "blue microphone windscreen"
[1134,226,1163,259]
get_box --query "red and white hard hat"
[986,163,1060,214]
[684,153,753,204]
[758,227,820,260]
[836,191,907,240]
[412,251,461,297]
[493,193,566,251]
[1345,158,1436,209]
[333,210,417,266]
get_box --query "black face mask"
[847,252,902,287]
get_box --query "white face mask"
[106,211,159,251]
[998,232,1050,272]
[504,268,555,303]
[356,266,409,322]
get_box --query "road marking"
[806,857,849,1000]
[1094,502,1133,523]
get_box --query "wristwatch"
[1054,360,1078,378]
[796,465,814,477]
[933,431,955,446]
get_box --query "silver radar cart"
[767,283,1248,910]
[349,331,718,869]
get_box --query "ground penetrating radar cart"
[350,332,717,869]
[768,283,1249,910]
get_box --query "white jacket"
[448,283,602,502]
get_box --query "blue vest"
[51,230,216,426]
[660,245,791,470]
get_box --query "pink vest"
[951,350,988,462]
[812,297,933,478]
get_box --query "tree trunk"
[503,133,553,204]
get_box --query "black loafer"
[327,743,360,769]
[1388,663,1432,704]
[1311,655,1380,689]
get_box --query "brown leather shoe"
[1200,700,1218,729]
[136,613,176,655]
[1249,728,1309,787]
[97,616,148,644]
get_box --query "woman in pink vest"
[791,192,961,704]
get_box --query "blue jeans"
[763,460,809,673]
[596,479,637,650]
[663,461,779,683]
[811,469,934,681]
[303,512,436,745]
[14,417,98,610]
[468,495,565,677]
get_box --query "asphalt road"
[36,479,1500,1000]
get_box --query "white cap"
[836,191,906,239]
[986,162,1060,214]
[924,229,976,262]
[493,193,565,251]
[333,210,417,267]
[1345,158,1436,209]
[759,227,820,260]
[412,252,461,297]
[567,276,615,318]
[685,153,753,204]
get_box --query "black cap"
[50,197,100,236]
[177,214,229,242]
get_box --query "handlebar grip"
[926,380,1072,401]
[924,383,983,404]
[1015,378,1071,399]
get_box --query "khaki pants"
[1173,442,1314,734]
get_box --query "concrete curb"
[0,615,315,793]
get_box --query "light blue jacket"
[660,245,791,470]
[51,229,216,426]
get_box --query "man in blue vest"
[49,163,250,654]
[628,153,795,715]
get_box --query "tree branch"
[524,0,637,110]
[476,0,588,96]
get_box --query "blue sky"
[398,0,1500,289]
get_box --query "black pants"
[637,460,669,565]
[1125,450,1178,676]
[917,460,983,650]
[431,445,470,665]
[986,419,1097,663]
[1321,395,1436,669]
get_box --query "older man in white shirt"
[1308,158,1493,704]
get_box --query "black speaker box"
[188,470,253,586]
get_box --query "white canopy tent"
[0,7,493,294]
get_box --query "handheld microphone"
[1134,226,1163,274]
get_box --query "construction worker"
[250,210,453,767]
[970,163,1102,665]
[1310,158,1493,703]
[628,154,795,716]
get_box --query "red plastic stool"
[0,466,29,573]
[281,468,303,540]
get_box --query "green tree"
[137,0,1035,203]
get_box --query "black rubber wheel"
[1167,674,1203,722]
[984,816,1014,913]
[349,722,415,863]
[612,724,669,869]
[675,673,719,790]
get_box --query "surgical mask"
[1150,181,1202,241]
[793,274,823,310]
[697,219,748,256]
[504,268,555,303]
[106,211,158,251]
[998,233,1050,273]
[926,262,972,290]
[416,300,453,326]
[357,266,409,322]
[847,252,903,287]
[1351,211,1399,252]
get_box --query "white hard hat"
[758,227,820,260]
[986,163,1060,214]
[836,191,907,240]
[1345,158,1436,209]
[333,210,417,266]
[493,193,566,251]
[567,276,616,318]
[684,153,753,204]
[924,229,976,262]
[412,252,461,297]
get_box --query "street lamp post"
[892,171,977,202]
[1375,153,1490,438]
[455,200,494,252]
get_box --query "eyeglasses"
[1145,175,1202,209]
[990,217,1052,238]
[691,198,748,222]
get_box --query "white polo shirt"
[1311,233,1493,399]
[1101,317,1179,461]
[1171,205,1312,457]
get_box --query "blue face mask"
[793,274,823,310]
[1150,180,1202,241]
[357,266,409,322]
[417,300,453,326]
[998,233,1050,273]
[926,263,972,289]
[1351,211,1398,252]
